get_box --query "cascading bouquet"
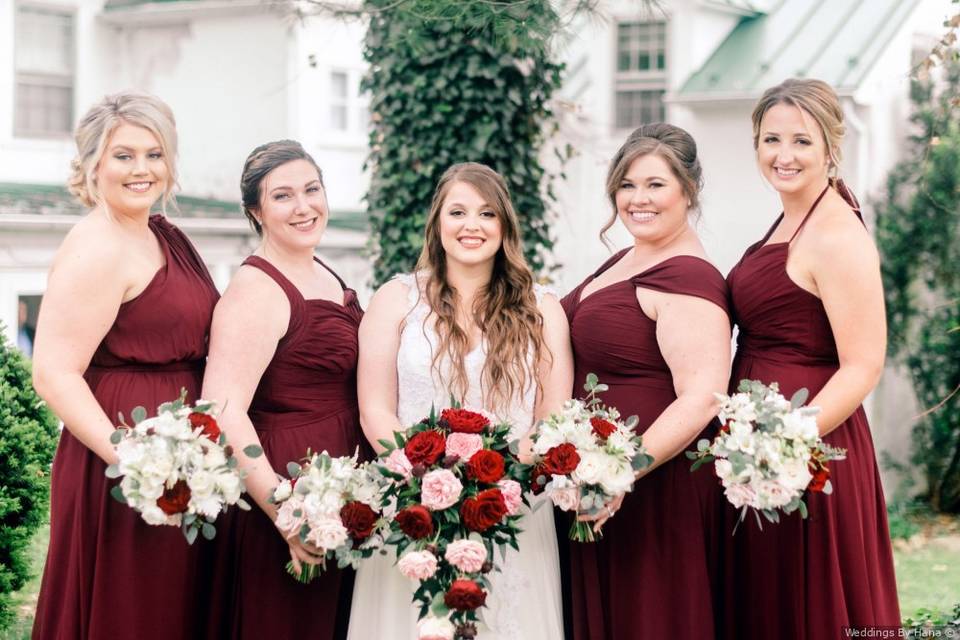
[687,379,847,531]
[269,450,388,583]
[529,373,653,542]
[106,390,262,543]
[376,405,528,640]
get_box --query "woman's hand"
[577,493,625,534]
[276,522,326,577]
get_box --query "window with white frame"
[329,70,369,134]
[14,4,75,137]
[614,21,667,130]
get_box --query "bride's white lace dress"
[347,273,563,640]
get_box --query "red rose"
[530,463,549,495]
[543,443,580,476]
[340,501,378,540]
[189,412,221,443]
[808,464,830,493]
[590,417,616,440]
[404,430,446,466]
[395,505,434,539]
[441,408,490,434]
[460,488,507,532]
[444,579,487,611]
[466,450,505,483]
[157,480,191,515]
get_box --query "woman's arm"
[805,215,886,435]
[637,290,731,475]
[357,278,409,453]
[32,227,131,464]
[200,266,288,515]
[533,294,574,422]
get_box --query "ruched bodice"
[244,255,363,434]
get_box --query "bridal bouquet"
[106,390,262,543]
[376,404,528,640]
[270,450,387,583]
[687,379,847,530]
[530,373,653,542]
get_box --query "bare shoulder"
[366,277,415,320]
[218,263,288,311]
[49,215,127,284]
[805,200,878,266]
[537,291,566,320]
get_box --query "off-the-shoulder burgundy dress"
[560,252,729,640]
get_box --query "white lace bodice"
[394,272,551,440]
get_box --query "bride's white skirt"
[346,499,563,640]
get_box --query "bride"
[347,162,571,640]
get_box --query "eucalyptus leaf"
[109,430,124,445]
[104,464,122,479]
[790,388,809,409]
[287,462,302,478]
[109,485,127,504]
[131,406,147,424]
[242,445,263,458]
[201,522,217,540]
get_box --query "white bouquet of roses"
[106,390,261,543]
[270,450,387,583]
[530,374,653,542]
[687,379,846,531]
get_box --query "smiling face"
[614,153,690,243]
[756,102,832,196]
[255,159,328,251]
[95,122,169,215]
[437,180,503,269]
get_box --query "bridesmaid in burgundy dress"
[201,140,367,639]
[560,123,731,640]
[31,93,220,639]
[721,79,899,638]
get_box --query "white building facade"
[1,0,953,490]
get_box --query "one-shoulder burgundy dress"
[221,255,369,639]
[560,252,729,640]
[33,215,220,639]
[720,188,900,638]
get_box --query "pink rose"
[398,550,438,580]
[549,486,579,512]
[274,497,306,536]
[497,479,523,516]
[445,433,484,461]
[421,469,463,511]
[724,482,759,509]
[384,448,413,479]
[444,539,487,573]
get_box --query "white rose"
[187,470,216,499]
[192,494,223,519]
[305,516,349,551]
[216,471,242,504]
[756,479,794,509]
[571,450,606,486]
[777,457,813,493]
[549,486,580,511]
[714,458,734,481]
[141,504,172,526]
[273,479,293,502]
[417,615,455,640]
[599,461,635,496]
[724,482,759,509]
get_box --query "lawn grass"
[0,523,47,640]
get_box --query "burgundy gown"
[720,188,900,638]
[221,255,368,639]
[560,252,729,640]
[33,215,220,639]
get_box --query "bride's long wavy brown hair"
[415,162,548,414]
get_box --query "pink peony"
[421,469,463,511]
[445,433,484,461]
[497,479,523,515]
[444,539,487,573]
[384,448,413,479]
[398,550,438,580]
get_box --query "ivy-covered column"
[361,1,565,286]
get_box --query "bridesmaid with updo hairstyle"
[560,123,731,639]
[31,92,220,639]
[720,78,900,638]
[202,140,367,639]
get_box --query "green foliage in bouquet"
[377,404,530,630]
[876,60,960,512]
[359,0,574,286]
[0,326,59,629]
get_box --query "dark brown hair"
[239,140,324,235]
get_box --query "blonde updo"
[751,78,845,175]
[68,91,179,211]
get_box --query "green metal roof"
[0,183,367,231]
[679,0,922,98]
[701,0,769,15]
